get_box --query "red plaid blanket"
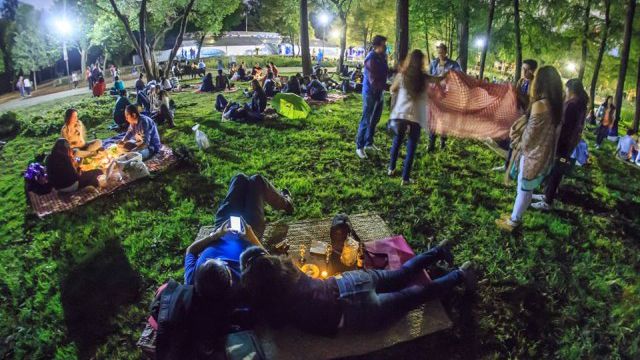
[28,145,178,218]
[305,92,348,106]
[427,71,523,140]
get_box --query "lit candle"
[321,270,328,278]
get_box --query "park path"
[0,67,309,113]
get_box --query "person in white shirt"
[71,72,79,88]
[616,129,638,162]
[388,49,442,185]
[23,77,32,96]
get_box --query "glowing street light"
[330,29,341,39]
[565,61,577,73]
[318,12,332,55]
[56,16,72,88]
[474,37,486,49]
[55,19,71,35]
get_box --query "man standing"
[355,35,389,159]
[427,43,461,152]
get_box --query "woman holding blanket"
[496,66,564,232]
[388,49,442,185]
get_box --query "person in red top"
[92,76,106,97]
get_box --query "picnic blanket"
[427,71,523,140]
[196,213,451,359]
[27,145,178,218]
[305,92,348,106]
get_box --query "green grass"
[0,88,639,359]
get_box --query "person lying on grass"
[216,79,268,123]
[61,108,103,158]
[47,138,104,193]
[118,105,162,160]
[240,240,476,337]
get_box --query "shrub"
[0,112,19,137]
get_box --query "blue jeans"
[356,89,384,149]
[335,246,463,330]
[139,147,158,161]
[389,120,421,181]
[213,174,293,239]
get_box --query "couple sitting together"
[171,173,477,356]
[47,106,162,194]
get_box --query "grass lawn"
[0,82,639,359]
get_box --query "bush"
[0,112,19,137]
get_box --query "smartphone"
[230,216,243,233]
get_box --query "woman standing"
[595,96,615,149]
[531,79,588,210]
[388,49,440,185]
[496,66,564,232]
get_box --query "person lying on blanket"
[47,138,104,193]
[61,108,103,158]
[216,79,268,123]
[184,174,293,319]
[240,240,476,337]
[119,105,162,160]
[307,74,328,101]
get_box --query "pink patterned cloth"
[364,235,431,286]
[426,71,523,140]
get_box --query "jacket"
[389,75,427,128]
[521,99,562,181]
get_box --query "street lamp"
[565,61,577,73]
[318,13,331,53]
[56,19,72,88]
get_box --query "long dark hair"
[401,49,426,99]
[530,66,564,126]
[566,79,588,107]
[241,254,301,325]
[251,79,266,99]
[64,108,77,127]
[47,138,73,168]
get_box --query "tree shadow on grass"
[60,239,141,360]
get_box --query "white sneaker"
[365,144,381,152]
[387,168,396,176]
[531,201,551,211]
[492,165,506,172]
[356,148,367,159]
[532,194,545,202]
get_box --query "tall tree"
[300,0,312,76]
[0,0,18,81]
[578,0,591,81]
[458,0,470,72]
[395,0,409,65]
[101,0,197,80]
[349,0,393,52]
[612,0,635,130]
[589,0,611,111]
[191,0,241,60]
[513,0,522,82]
[479,0,496,79]
[328,0,354,73]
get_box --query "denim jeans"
[335,246,463,330]
[213,174,293,239]
[139,147,157,161]
[356,89,384,149]
[389,120,421,181]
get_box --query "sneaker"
[364,144,381,152]
[387,168,396,177]
[492,165,506,172]
[531,194,545,202]
[531,201,551,211]
[401,179,415,186]
[459,261,477,293]
[356,148,367,159]
[495,215,520,232]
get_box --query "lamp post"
[56,19,72,88]
[319,13,330,54]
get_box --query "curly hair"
[401,49,426,100]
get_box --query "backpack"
[137,280,194,359]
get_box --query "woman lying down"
[239,241,477,336]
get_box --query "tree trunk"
[578,0,591,81]
[613,0,635,131]
[338,15,348,73]
[589,0,610,111]
[633,56,640,132]
[513,0,522,83]
[300,0,312,76]
[448,14,454,60]
[102,48,108,74]
[80,48,87,77]
[458,0,469,72]
[395,0,409,65]
[162,0,196,77]
[32,70,37,90]
[479,0,496,79]
[196,33,206,61]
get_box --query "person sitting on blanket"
[136,89,151,113]
[215,69,231,92]
[149,85,161,114]
[263,71,277,98]
[282,73,302,96]
[268,62,279,77]
[307,75,328,101]
[151,90,175,128]
[199,73,215,93]
[109,76,126,95]
[47,138,104,193]
[216,80,268,123]
[236,64,250,81]
[240,240,476,337]
[61,108,103,158]
[113,90,131,131]
[184,173,293,312]
[135,73,145,92]
[616,129,638,162]
[342,66,363,94]
[251,63,263,79]
[321,68,340,89]
[119,105,162,160]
